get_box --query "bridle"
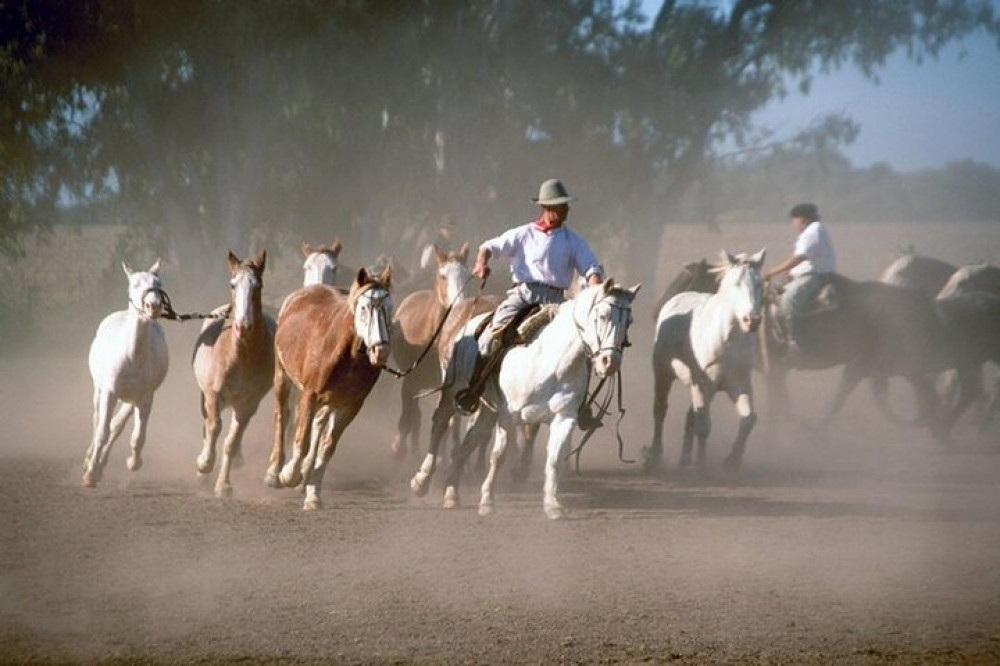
[572,288,633,359]
[351,283,393,351]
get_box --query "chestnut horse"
[192,250,276,497]
[268,266,394,510]
[83,260,170,487]
[389,242,497,460]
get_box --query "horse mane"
[516,304,561,342]
[652,259,722,320]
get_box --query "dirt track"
[3,311,1000,665]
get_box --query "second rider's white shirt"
[791,221,836,277]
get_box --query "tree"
[2,0,997,294]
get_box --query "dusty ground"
[3,221,1000,664]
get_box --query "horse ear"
[602,277,615,294]
[301,242,313,257]
[380,263,393,289]
[227,250,240,272]
[458,242,470,263]
[750,248,767,266]
[355,267,369,286]
[255,249,267,272]
[721,250,736,265]
[149,259,162,275]
[330,239,342,257]
[122,261,133,277]
[433,244,448,266]
[627,283,642,299]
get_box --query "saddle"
[768,274,841,347]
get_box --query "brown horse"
[192,250,276,497]
[268,266,394,510]
[389,243,494,459]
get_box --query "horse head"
[350,265,395,367]
[433,242,473,307]
[122,259,165,320]
[718,249,766,333]
[937,263,1000,299]
[227,250,266,338]
[574,278,641,378]
[301,239,342,287]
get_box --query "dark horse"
[655,260,980,442]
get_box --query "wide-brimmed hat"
[531,179,576,206]
[789,202,820,221]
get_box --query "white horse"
[301,240,342,287]
[83,260,170,487]
[645,249,765,473]
[411,279,640,519]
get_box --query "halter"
[572,288,633,359]
[352,283,393,350]
[128,285,165,320]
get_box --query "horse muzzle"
[743,314,762,333]
[143,294,164,319]
[594,350,622,378]
[368,343,390,368]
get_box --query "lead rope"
[148,288,230,322]
[382,273,479,379]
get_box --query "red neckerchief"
[533,215,560,235]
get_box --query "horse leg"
[214,404,255,498]
[392,374,419,460]
[94,401,132,472]
[196,392,222,475]
[542,414,575,520]
[689,385,711,469]
[645,369,673,472]
[823,361,866,425]
[300,404,331,486]
[680,407,696,468]
[266,364,291,488]
[723,390,757,473]
[83,389,116,487]
[280,390,314,488]
[479,422,514,516]
[443,408,495,509]
[303,403,360,511]
[511,423,538,484]
[930,364,981,444]
[126,396,154,472]
[410,394,456,496]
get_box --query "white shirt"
[791,221,836,277]
[480,222,602,290]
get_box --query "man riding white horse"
[454,178,604,415]
[762,202,837,358]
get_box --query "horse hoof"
[391,441,407,461]
[410,475,430,497]
[443,487,459,509]
[127,455,142,471]
[264,473,283,489]
[215,485,232,499]
[303,497,322,511]
[82,473,98,488]
[544,504,565,520]
[196,457,213,474]
[722,455,742,473]
[280,468,302,488]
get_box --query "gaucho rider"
[762,202,837,356]
[454,178,604,415]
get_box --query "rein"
[382,273,480,379]
[133,287,231,322]
[567,368,633,474]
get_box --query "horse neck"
[520,299,588,377]
[122,307,160,358]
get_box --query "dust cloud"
[2,220,1000,663]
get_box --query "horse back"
[394,289,443,346]
[275,286,379,400]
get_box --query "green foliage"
[1,0,997,292]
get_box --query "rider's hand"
[473,263,491,281]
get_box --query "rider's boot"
[455,337,499,416]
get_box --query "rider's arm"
[472,246,492,280]
[763,253,804,280]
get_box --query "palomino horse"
[646,250,766,473]
[301,240,342,287]
[192,250,276,497]
[83,260,170,487]
[389,242,477,459]
[411,279,639,519]
[268,266,394,510]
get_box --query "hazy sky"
[638,1,1000,172]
